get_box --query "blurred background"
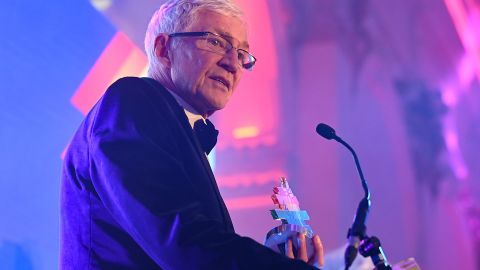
[1,0,479,269]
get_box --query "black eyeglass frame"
[168,31,256,70]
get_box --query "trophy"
[264,177,315,258]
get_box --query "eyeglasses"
[168,31,257,71]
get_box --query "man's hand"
[286,233,324,268]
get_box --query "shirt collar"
[167,89,206,128]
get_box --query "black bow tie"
[193,119,218,154]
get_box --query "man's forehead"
[189,10,249,49]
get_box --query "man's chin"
[204,102,228,117]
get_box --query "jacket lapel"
[141,77,234,231]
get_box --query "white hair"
[144,0,245,80]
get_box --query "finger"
[286,238,294,259]
[308,234,324,267]
[297,233,308,262]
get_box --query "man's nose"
[218,49,240,73]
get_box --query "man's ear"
[154,33,171,68]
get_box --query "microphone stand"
[316,123,392,270]
[359,236,391,270]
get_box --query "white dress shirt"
[166,89,213,162]
[166,90,206,128]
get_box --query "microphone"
[315,123,371,270]
[316,123,337,140]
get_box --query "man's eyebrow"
[216,30,250,50]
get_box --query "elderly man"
[60,0,323,269]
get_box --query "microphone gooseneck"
[315,123,371,270]
[315,123,370,200]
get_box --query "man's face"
[168,9,248,117]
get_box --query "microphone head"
[316,123,337,140]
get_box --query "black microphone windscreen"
[316,123,337,140]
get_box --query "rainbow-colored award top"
[264,177,314,256]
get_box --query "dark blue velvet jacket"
[60,77,316,270]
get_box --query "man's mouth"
[210,76,230,90]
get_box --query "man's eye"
[238,50,251,61]
[206,37,223,47]
[237,51,245,61]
